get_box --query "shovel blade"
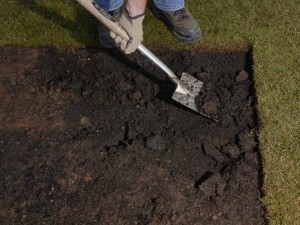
[172,72,203,113]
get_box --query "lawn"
[1,0,299,224]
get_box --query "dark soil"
[0,46,265,224]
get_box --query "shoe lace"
[172,8,189,22]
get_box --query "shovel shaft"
[137,44,178,82]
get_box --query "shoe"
[152,5,201,43]
[97,7,122,48]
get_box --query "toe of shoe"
[173,25,202,43]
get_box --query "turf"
[0,0,299,224]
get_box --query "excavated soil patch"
[0,46,265,224]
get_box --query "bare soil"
[0,46,265,224]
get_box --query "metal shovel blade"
[172,72,203,113]
[172,73,220,122]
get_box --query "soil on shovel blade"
[0,46,265,224]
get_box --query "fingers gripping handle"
[75,0,130,41]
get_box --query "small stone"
[212,215,218,220]
[146,135,166,151]
[118,81,132,91]
[133,91,142,101]
[80,116,92,127]
[224,143,240,159]
[235,70,249,82]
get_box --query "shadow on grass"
[19,0,98,46]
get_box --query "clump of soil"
[0,47,265,224]
[195,87,221,119]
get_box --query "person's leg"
[94,0,123,12]
[152,0,201,43]
[94,0,123,48]
[153,0,184,11]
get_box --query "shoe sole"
[172,29,201,44]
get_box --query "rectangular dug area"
[0,47,265,224]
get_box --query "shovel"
[76,0,217,121]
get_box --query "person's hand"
[110,9,144,54]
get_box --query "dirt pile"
[0,47,265,224]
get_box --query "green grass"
[1,0,299,224]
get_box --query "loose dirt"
[0,46,265,224]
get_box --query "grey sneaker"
[152,5,201,43]
[97,7,122,48]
